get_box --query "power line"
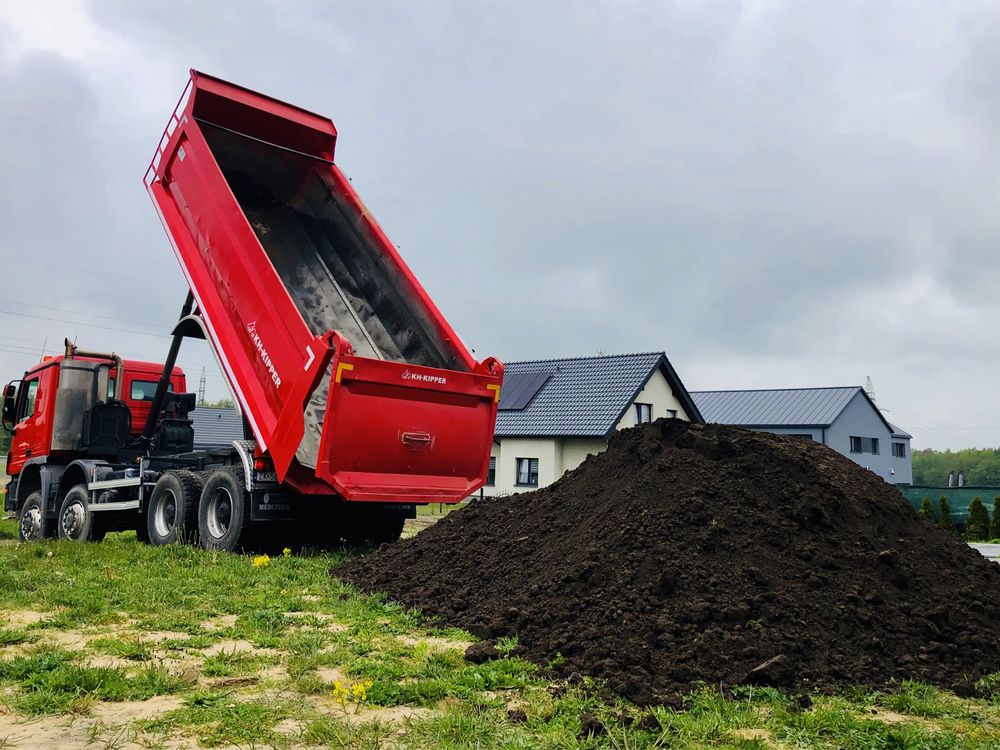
[0,299,164,330]
[0,254,186,291]
[0,333,51,345]
[0,343,46,355]
[0,310,170,338]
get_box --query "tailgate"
[316,356,502,503]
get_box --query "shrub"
[938,496,956,534]
[919,497,935,521]
[991,497,1000,540]
[964,497,990,542]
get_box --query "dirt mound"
[335,420,1000,703]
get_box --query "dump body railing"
[146,70,502,502]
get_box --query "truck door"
[7,376,42,475]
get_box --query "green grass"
[0,533,995,748]
[0,516,16,540]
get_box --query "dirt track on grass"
[337,419,1000,704]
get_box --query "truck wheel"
[147,471,203,546]
[371,514,405,545]
[56,485,97,542]
[198,468,250,552]
[344,508,406,547]
[17,491,47,542]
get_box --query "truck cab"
[3,349,186,523]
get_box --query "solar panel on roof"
[498,371,552,411]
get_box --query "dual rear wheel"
[146,467,251,552]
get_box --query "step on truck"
[2,70,503,550]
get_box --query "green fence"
[899,485,1000,526]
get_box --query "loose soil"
[337,419,1000,704]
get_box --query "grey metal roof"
[190,407,244,449]
[494,352,701,438]
[690,387,861,427]
[889,423,912,439]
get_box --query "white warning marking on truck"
[246,321,282,388]
[402,370,447,385]
[304,345,315,371]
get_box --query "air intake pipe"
[64,339,124,402]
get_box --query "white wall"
[614,369,689,431]
[559,438,610,476]
[487,369,694,495]
[487,437,562,496]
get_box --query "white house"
[486,352,702,496]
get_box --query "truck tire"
[198,467,251,552]
[17,491,47,542]
[147,471,203,546]
[343,507,406,547]
[56,485,98,542]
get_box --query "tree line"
[912,448,1000,486]
[920,495,1000,542]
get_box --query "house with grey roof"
[690,387,912,484]
[487,352,702,496]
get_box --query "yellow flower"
[251,554,270,568]
[282,547,292,558]
[279,588,288,596]
[331,679,373,713]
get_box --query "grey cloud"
[0,1,996,447]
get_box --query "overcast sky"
[1,0,998,450]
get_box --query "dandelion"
[279,588,288,596]
[251,554,270,568]
[282,547,292,558]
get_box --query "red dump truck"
[2,70,503,550]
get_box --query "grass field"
[0,518,998,748]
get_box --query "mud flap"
[250,491,298,522]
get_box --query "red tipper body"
[145,71,502,503]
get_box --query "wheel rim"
[205,488,233,539]
[20,505,42,541]
[153,489,178,538]
[60,500,87,540]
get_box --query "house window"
[850,436,879,454]
[515,458,538,487]
[666,409,678,419]
[487,456,496,486]
[892,442,906,458]
[634,403,653,424]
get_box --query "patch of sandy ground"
[0,696,185,750]
[0,610,442,748]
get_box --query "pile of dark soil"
[335,420,1000,703]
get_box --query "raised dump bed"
[146,71,502,503]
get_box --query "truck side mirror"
[1,383,16,432]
